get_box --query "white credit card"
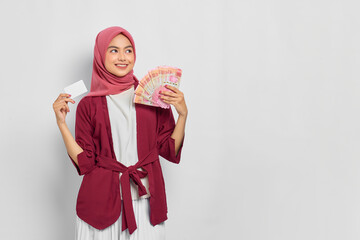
[64,80,88,98]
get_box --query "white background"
[1,0,360,239]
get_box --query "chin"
[111,69,129,77]
[117,71,129,77]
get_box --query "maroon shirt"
[68,83,184,234]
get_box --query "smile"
[115,64,128,69]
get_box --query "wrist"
[57,120,67,128]
[178,112,188,119]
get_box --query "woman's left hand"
[159,85,188,117]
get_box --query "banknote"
[134,66,182,109]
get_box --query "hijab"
[86,26,139,97]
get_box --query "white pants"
[75,198,166,240]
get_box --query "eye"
[110,49,118,53]
[125,49,132,53]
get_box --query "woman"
[52,26,187,240]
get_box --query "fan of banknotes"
[133,65,182,109]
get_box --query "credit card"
[64,80,88,98]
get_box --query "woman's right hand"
[53,93,75,125]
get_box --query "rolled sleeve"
[156,107,185,164]
[68,98,97,175]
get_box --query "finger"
[58,104,65,113]
[53,101,65,111]
[55,96,72,105]
[160,98,178,107]
[160,90,176,97]
[159,95,171,101]
[161,99,176,106]
[60,102,70,113]
[160,95,181,102]
[59,98,75,104]
[164,85,179,93]
[57,93,71,101]
[66,98,75,104]
[160,98,170,104]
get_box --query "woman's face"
[105,34,135,77]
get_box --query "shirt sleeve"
[68,98,97,175]
[156,107,185,164]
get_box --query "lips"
[115,64,128,69]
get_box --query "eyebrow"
[107,45,133,49]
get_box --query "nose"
[117,52,126,61]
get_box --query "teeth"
[116,64,127,67]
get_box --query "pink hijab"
[86,26,139,97]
